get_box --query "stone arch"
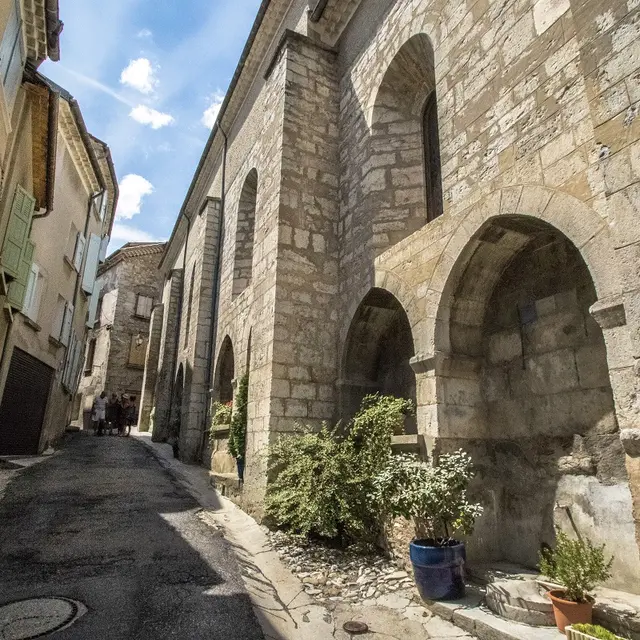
[214,336,234,404]
[233,169,257,298]
[169,363,184,442]
[428,207,639,590]
[366,32,443,252]
[340,287,417,432]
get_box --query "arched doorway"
[436,215,638,587]
[341,288,417,432]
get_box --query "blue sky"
[40,0,262,250]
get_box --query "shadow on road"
[0,433,267,639]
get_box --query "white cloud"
[129,105,175,129]
[202,92,225,128]
[120,57,157,94]
[110,223,160,243]
[137,28,152,38]
[116,174,154,219]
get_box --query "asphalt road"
[0,433,264,639]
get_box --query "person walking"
[106,393,122,436]
[93,391,108,436]
[125,396,137,436]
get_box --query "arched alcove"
[169,363,184,441]
[233,169,257,298]
[214,336,234,403]
[435,215,637,586]
[369,33,443,250]
[341,288,417,432]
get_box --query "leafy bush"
[539,530,613,603]
[265,394,413,542]
[209,401,232,445]
[372,450,483,543]
[228,374,248,460]
[571,624,625,640]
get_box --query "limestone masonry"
[144,0,640,593]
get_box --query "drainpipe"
[199,124,228,461]
[166,211,192,438]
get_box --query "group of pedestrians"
[91,391,137,437]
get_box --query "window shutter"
[73,233,86,271]
[7,239,34,310]
[98,235,109,263]
[81,233,101,293]
[60,302,73,346]
[99,191,108,221]
[1,186,35,279]
[87,281,100,327]
[0,0,22,109]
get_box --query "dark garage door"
[0,348,54,455]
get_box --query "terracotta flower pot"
[547,590,593,633]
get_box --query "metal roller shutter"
[0,348,54,454]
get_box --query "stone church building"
[144,0,640,592]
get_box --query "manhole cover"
[0,597,87,639]
[343,620,369,634]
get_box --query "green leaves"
[265,394,414,542]
[228,373,249,460]
[539,530,613,603]
[371,450,482,542]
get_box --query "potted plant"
[373,449,483,600]
[539,531,613,633]
[565,624,626,640]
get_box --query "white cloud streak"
[129,105,175,129]
[59,65,134,106]
[110,222,162,244]
[116,174,154,219]
[120,57,157,94]
[137,28,152,38]
[202,92,225,128]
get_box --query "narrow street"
[0,433,264,639]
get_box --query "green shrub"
[228,373,248,460]
[209,401,232,445]
[372,450,482,543]
[539,530,613,603]
[265,393,413,542]
[571,623,625,639]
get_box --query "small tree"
[372,450,483,544]
[228,373,248,460]
[539,530,613,603]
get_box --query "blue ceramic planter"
[410,539,466,601]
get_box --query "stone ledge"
[590,296,627,329]
[421,590,559,640]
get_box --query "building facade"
[76,242,165,428]
[0,70,117,455]
[146,0,640,593]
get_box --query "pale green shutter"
[1,186,35,279]
[7,239,34,309]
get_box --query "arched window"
[184,264,195,348]
[423,91,443,222]
[371,34,443,248]
[233,169,257,298]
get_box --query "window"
[0,0,24,112]
[65,224,79,264]
[233,169,257,297]
[128,334,148,368]
[84,338,96,375]
[422,91,443,222]
[23,263,45,322]
[135,294,153,319]
[183,265,195,348]
[51,295,66,342]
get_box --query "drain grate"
[0,596,87,639]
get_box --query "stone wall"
[151,0,640,591]
[138,303,163,431]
